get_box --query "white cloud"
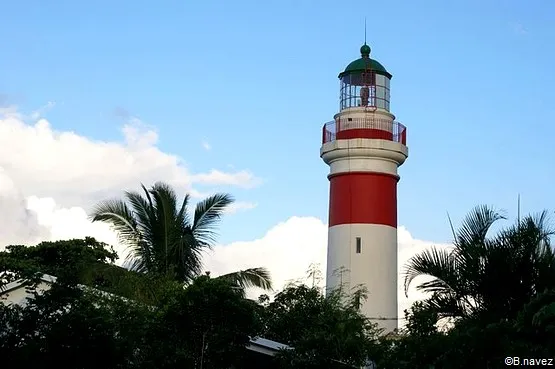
[204,216,328,294]
[0,107,261,210]
[191,170,262,189]
[25,195,124,259]
[0,106,260,249]
[201,141,212,151]
[0,168,49,247]
[204,217,448,324]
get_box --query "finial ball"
[360,44,371,57]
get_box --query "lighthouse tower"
[321,43,408,333]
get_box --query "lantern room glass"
[339,72,390,111]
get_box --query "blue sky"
[1,0,554,245]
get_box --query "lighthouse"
[320,43,408,332]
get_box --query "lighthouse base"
[326,223,398,333]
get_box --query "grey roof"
[1,273,57,294]
[247,337,290,356]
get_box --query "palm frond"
[403,246,457,297]
[528,210,554,245]
[192,193,234,246]
[123,241,152,273]
[150,182,179,218]
[173,234,205,283]
[123,189,158,264]
[90,199,158,274]
[422,291,469,319]
[217,267,273,291]
[176,193,192,231]
[148,182,181,276]
[449,205,505,299]
[124,186,156,237]
[455,205,505,247]
[89,199,140,247]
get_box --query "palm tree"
[89,182,272,293]
[403,205,555,323]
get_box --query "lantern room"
[339,44,392,111]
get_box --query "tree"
[90,181,272,292]
[376,292,555,369]
[508,288,555,357]
[374,303,446,369]
[0,237,164,305]
[403,205,555,324]
[261,283,380,368]
[0,237,117,282]
[0,282,155,369]
[0,271,262,368]
[387,205,555,368]
[157,275,263,369]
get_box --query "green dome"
[338,44,392,79]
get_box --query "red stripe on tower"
[328,172,398,228]
[336,128,394,141]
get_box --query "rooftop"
[339,44,392,79]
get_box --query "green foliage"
[217,267,273,293]
[91,181,272,292]
[381,205,555,368]
[157,275,263,368]
[511,288,555,355]
[0,235,269,367]
[374,303,445,369]
[0,283,153,369]
[261,283,380,368]
[376,292,555,369]
[0,237,167,305]
[0,274,261,368]
[0,237,117,291]
[403,301,439,337]
[403,205,555,323]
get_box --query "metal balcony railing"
[322,117,407,145]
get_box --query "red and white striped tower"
[320,43,408,333]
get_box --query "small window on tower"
[356,237,361,253]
